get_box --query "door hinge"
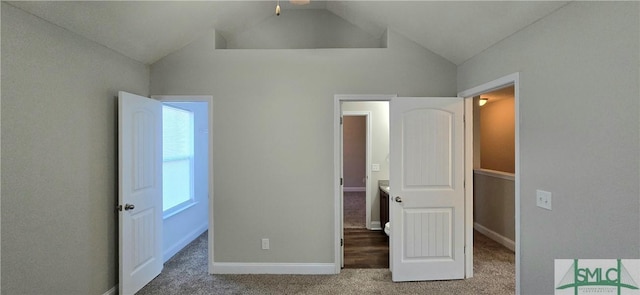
[341,238,344,246]
[340,178,343,186]
[340,117,343,125]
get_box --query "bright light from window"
[162,105,194,212]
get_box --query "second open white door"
[389,97,465,282]
[118,91,163,294]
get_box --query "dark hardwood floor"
[343,228,389,269]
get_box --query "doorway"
[336,97,392,270]
[472,85,516,251]
[342,111,371,230]
[154,95,215,273]
[341,106,390,269]
[161,101,209,262]
[459,72,520,290]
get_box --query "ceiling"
[8,1,569,65]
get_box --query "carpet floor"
[137,231,514,295]
[343,192,366,228]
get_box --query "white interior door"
[118,91,163,294]
[390,97,465,282]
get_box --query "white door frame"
[152,95,215,274]
[457,72,520,290]
[342,111,373,230]
[333,94,395,273]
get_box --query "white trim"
[152,95,216,274]
[473,169,515,181]
[458,72,520,294]
[343,187,366,192]
[334,94,395,274]
[370,221,382,230]
[458,73,520,98]
[474,222,515,252]
[463,96,474,278]
[212,263,335,275]
[342,110,372,230]
[102,286,117,295]
[163,222,208,262]
[334,96,342,272]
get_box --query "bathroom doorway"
[340,100,390,269]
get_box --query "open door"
[118,91,163,294]
[390,97,465,282]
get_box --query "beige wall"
[480,97,515,173]
[458,2,639,294]
[1,3,150,294]
[342,116,366,189]
[151,27,455,263]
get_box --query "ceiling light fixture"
[479,97,489,106]
[275,0,310,16]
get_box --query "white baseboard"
[474,222,515,252]
[102,286,117,295]
[370,221,382,230]
[212,262,336,275]
[164,223,208,262]
[343,187,365,192]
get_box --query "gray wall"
[473,172,515,242]
[151,29,455,263]
[342,101,389,228]
[225,9,383,49]
[1,3,149,294]
[458,2,639,294]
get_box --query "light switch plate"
[536,190,552,210]
[372,164,380,172]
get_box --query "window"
[162,105,195,214]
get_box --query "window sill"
[163,201,199,220]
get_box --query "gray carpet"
[137,231,514,295]
[343,192,366,228]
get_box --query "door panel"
[390,97,464,282]
[119,91,163,294]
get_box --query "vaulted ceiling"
[8,1,569,65]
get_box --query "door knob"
[395,196,402,203]
[124,204,135,211]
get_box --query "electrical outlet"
[372,164,380,172]
[261,238,270,250]
[536,190,552,210]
